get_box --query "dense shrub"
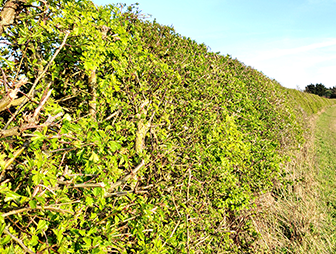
[0,1,334,253]
[286,88,334,117]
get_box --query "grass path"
[315,105,336,251]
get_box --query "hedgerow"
[0,1,334,253]
[286,88,334,117]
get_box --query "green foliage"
[0,1,335,253]
[286,88,334,117]
[304,83,336,98]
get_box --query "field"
[315,105,336,252]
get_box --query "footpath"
[315,105,336,250]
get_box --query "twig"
[3,31,70,129]
[186,214,190,254]
[87,68,97,118]
[110,233,131,238]
[104,190,148,197]
[0,179,10,185]
[53,200,80,206]
[0,140,30,181]
[43,231,50,254]
[172,196,181,218]
[1,205,74,217]
[56,161,145,197]
[103,110,120,122]
[106,160,145,194]
[0,66,8,92]
[0,77,27,113]
[0,112,63,138]
[104,191,130,197]
[194,235,210,247]
[0,126,20,138]
[170,221,180,238]
[37,184,56,195]
[162,220,181,248]
[187,166,192,200]
[71,183,105,188]
[33,88,52,119]
[41,112,64,126]
[3,145,25,170]
[29,31,70,98]
[3,228,36,254]
[0,40,12,45]
[44,147,74,154]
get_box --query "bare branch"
[194,235,210,247]
[3,228,36,254]
[162,221,181,248]
[29,31,70,97]
[0,140,30,181]
[1,205,74,218]
[33,88,52,119]
[3,31,70,129]
[0,66,8,92]
[102,109,120,122]
[105,190,148,198]
[106,160,145,194]
[0,0,27,35]
[0,108,63,139]
[71,183,105,188]
[41,112,64,126]
[55,161,146,198]
[0,126,20,138]
[0,77,27,113]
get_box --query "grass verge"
[315,105,336,252]
[252,106,335,253]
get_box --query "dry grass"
[252,113,334,253]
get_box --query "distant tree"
[325,89,332,98]
[304,83,328,97]
[330,86,336,98]
[305,84,316,94]
[315,83,327,96]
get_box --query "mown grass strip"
[315,105,336,252]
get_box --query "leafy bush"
[286,88,334,116]
[0,1,334,253]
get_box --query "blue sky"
[92,0,336,89]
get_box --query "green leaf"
[83,237,91,247]
[63,113,72,122]
[29,200,37,209]
[89,152,99,163]
[0,235,11,245]
[0,222,5,235]
[37,220,48,233]
[4,190,23,202]
[85,196,94,206]
[30,235,39,246]
[31,131,45,143]
[109,141,121,152]
[17,37,26,44]
[52,227,65,243]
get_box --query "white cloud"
[245,54,336,89]
[224,38,336,89]
[248,39,336,62]
[307,0,336,3]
